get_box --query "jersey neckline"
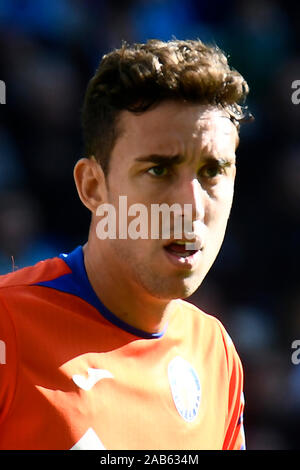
[57,246,167,340]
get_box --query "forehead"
[113,101,238,161]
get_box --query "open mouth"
[163,239,203,268]
[164,240,199,258]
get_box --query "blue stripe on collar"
[35,245,166,340]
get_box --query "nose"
[191,178,206,222]
[169,176,206,243]
[178,176,205,223]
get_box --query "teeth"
[174,241,186,245]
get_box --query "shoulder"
[0,256,70,292]
[175,298,232,338]
[0,255,68,361]
[0,255,71,423]
[175,299,243,371]
[0,255,71,344]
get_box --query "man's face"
[98,100,238,300]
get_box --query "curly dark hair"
[81,39,251,175]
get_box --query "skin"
[74,100,239,335]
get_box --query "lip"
[163,245,203,269]
[163,237,204,250]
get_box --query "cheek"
[220,180,235,217]
[205,182,235,231]
[110,238,159,270]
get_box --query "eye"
[199,160,231,179]
[147,165,169,177]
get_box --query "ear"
[73,157,107,213]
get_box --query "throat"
[83,242,174,335]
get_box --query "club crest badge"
[168,356,201,422]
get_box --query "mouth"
[163,239,203,268]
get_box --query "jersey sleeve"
[0,294,18,427]
[218,325,246,451]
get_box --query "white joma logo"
[72,368,114,391]
[71,428,106,450]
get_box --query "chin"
[145,274,204,301]
[176,280,203,300]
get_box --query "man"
[0,39,250,450]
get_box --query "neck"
[83,239,176,335]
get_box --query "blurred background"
[0,0,299,450]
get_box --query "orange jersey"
[0,246,245,450]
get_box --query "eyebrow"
[135,153,235,166]
[135,154,185,165]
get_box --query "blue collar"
[36,245,166,340]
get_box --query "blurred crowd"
[0,0,299,450]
